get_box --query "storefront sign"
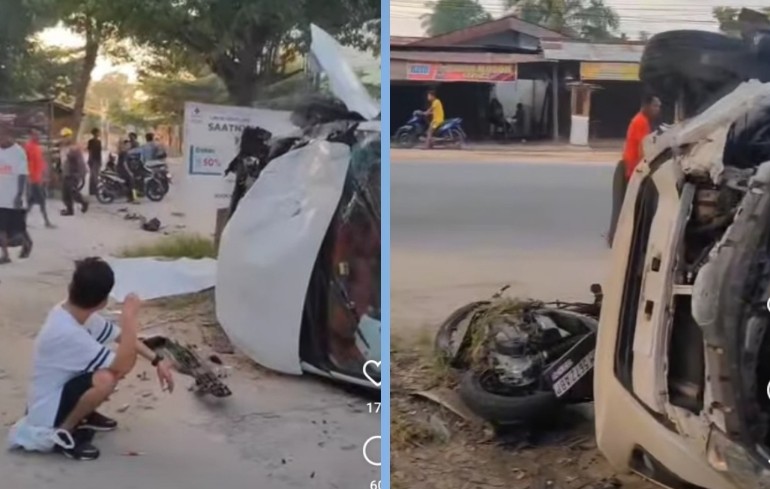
[580,62,639,81]
[181,102,295,220]
[406,63,516,82]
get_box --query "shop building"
[390,15,650,143]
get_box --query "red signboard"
[406,63,516,82]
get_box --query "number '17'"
[367,402,381,413]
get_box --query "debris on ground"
[141,217,162,232]
[390,333,654,489]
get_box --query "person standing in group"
[127,132,139,150]
[424,90,444,149]
[0,124,33,264]
[607,94,662,246]
[116,139,136,203]
[86,128,102,196]
[59,128,89,216]
[24,129,54,228]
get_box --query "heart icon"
[363,360,381,387]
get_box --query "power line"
[390,0,740,19]
[390,0,722,26]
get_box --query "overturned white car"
[214,26,381,390]
[596,78,770,489]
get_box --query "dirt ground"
[390,328,656,489]
[0,178,377,488]
[389,145,654,489]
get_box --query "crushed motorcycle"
[435,285,602,425]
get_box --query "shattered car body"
[214,25,380,390]
[595,80,770,489]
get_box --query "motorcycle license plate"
[543,332,596,398]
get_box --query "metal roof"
[412,15,568,47]
[541,39,645,62]
[390,50,546,64]
[391,36,424,46]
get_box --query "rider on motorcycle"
[425,90,444,149]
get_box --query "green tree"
[55,0,131,133]
[0,0,58,98]
[108,0,380,105]
[713,6,770,37]
[504,0,620,40]
[420,0,492,36]
[13,41,82,103]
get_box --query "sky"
[37,25,137,81]
[390,0,770,38]
[37,24,378,84]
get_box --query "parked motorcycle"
[145,159,171,193]
[393,110,466,148]
[96,159,168,203]
[435,285,602,425]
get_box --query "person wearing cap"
[59,128,89,216]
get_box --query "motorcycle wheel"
[435,301,490,367]
[145,178,166,202]
[458,370,560,425]
[449,128,465,149]
[394,128,417,148]
[96,184,115,204]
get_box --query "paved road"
[393,160,612,252]
[391,159,614,335]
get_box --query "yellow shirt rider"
[425,90,444,148]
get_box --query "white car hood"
[642,80,770,182]
[310,24,379,121]
[215,140,351,375]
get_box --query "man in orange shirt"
[622,94,661,180]
[608,94,662,246]
[25,129,54,228]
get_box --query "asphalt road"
[393,160,613,252]
[391,159,615,334]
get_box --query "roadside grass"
[119,233,216,260]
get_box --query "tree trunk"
[227,77,258,106]
[211,45,261,106]
[72,25,101,136]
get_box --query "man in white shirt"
[0,124,32,263]
[8,257,175,460]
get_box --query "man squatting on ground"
[0,124,33,264]
[8,258,175,460]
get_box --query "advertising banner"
[580,62,640,81]
[406,62,517,82]
[181,102,295,224]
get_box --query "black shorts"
[28,184,46,205]
[54,372,94,427]
[0,208,26,236]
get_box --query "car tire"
[640,30,755,115]
[458,370,561,424]
[692,162,770,444]
[434,301,489,367]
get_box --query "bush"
[119,233,216,259]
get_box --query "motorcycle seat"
[145,159,167,168]
[437,118,461,131]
